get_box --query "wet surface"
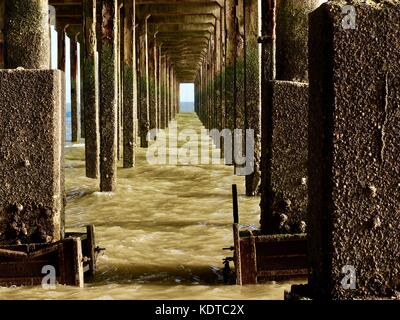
[1,113,305,300]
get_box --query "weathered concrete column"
[276,0,319,82]
[307,0,400,300]
[0,70,65,244]
[99,0,118,192]
[138,18,150,147]
[157,45,162,128]
[215,11,224,133]
[68,32,79,142]
[4,0,49,69]
[259,0,276,233]
[83,0,100,179]
[225,0,237,134]
[200,60,206,123]
[165,61,170,124]
[159,54,166,129]
[123,0,137,168]
[78,34,85,139]
[117,5,123,161]
[148,36,158,129]
[154,38,159,128]
[260,0,320,231]
[164,59,168,125]
[0,1,5,68]
[56,24,67,72]
[170,67,174,121]
[243,0,261,196]
[175,79,179,117]
[1,0,65,244]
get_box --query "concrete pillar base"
[260,80,309,235]
[0,69,65,245]
[308,1,400,299]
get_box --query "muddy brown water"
[0,113,305,300]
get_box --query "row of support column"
[195,0,261,197]
[53,0,179,191]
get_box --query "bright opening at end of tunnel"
[180,83,195,113]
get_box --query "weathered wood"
[73,237,84,288]
[86,225,96,276]
[233,223,242,285]
[0,227,97,287]
[0,248,28,259]
[234,228,308,284]
[28,245,60,259]
[239,235,258,284]
[232,184,239,224]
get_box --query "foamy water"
[0,113,305,300]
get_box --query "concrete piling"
[83,0,100,179]
[68,31,79,142]
[99,0,118,192]
[5,0,50,69]
[308,0,400,299]
[123,0,137,168]
[0,0,65,244]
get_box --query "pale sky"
[180,83,194,102]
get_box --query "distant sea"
[66,103,73,142]
[180,101,194,113]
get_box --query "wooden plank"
[73,237,84,288]
[256,254,308,270]
[60,238,75,285]
[58,243,66,285]
[255,239,307,257]
[28,245,60,259]
[239,236,258,285]
[0,261,59,277]
[0,277,62,287]
[86,225,96,276]
[250,235,257,284]
[232,184,239,224]
[257,268,308,278]
[0,229,92,287]
[0,248,28,259]
[233,223,242,285]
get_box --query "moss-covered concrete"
[123,64,136,168]
[83,0,99,179]
[308,1,400,299]
[122,0,137,168]
[276,0,320,82]
[0,1,5,68]
[0,70,65,244]
[99,0,118,192]
[70,38,79,142]
[5,0,49,69]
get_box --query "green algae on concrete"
[5,0,49,69]
[308,0,400,299]
[276,0,320,82]
[99,0,118,192]
[122,0,137,168]
[0,70,65,244]
[70,37,79,142]
[83,0,100,179]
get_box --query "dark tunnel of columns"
[1,0,400,299]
